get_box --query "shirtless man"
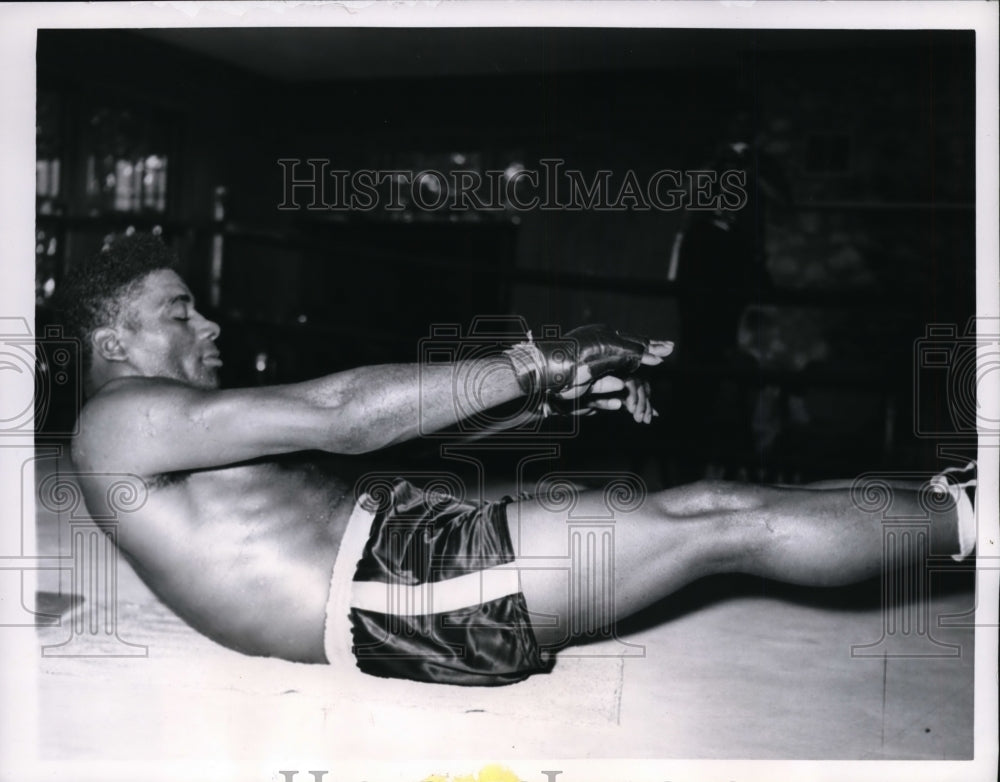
[61,233,977,686]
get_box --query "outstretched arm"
[75,328,672,477]
[74,357,523,476]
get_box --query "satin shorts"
[340,478,553,686]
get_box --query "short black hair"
[55,232,178,375]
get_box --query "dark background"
[34,28,977,487]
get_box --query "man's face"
[117,269,222,389]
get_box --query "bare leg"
[506,478,961,648]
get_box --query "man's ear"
[91,327,129,363]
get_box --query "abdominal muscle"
[79,455,358,664]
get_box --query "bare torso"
[76,452,359,663]
[66,312,539,666]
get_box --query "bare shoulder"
[72,376,206,474]
[77,376,199,432]
[72,375,337,477]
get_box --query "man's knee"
[649,479,774,517]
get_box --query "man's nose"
[193,311,221,340]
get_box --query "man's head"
[58,232,222,394]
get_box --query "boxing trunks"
[324,478,553,686]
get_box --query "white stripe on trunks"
[351,566,522,616]
[323,493,524,664]
[323,497,377,668]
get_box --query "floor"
[23,452,978,778]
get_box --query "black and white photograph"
[1,3,997,782]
